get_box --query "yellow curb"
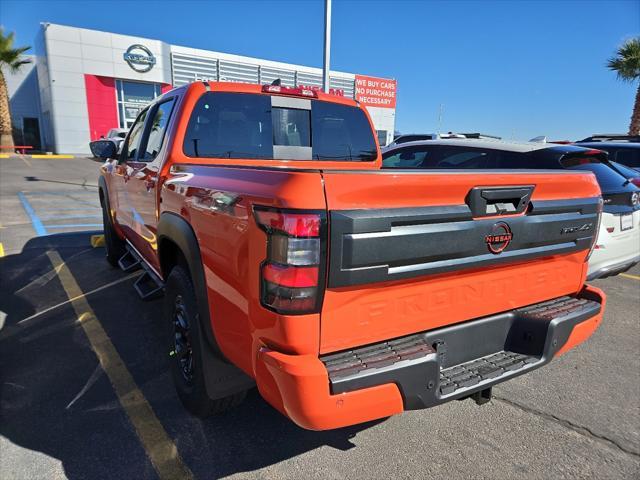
[31,154,75,159]
[0,242,4,257]
[0,154,9,158]
[90,234,105,247]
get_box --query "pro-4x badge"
[560,223,593,234]
[485,222,513,254]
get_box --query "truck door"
[122,97,177,273]
[110,107,149,237]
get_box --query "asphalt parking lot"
[0,155,639,480]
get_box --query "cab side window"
[123,109,148,161]
[141,98,176,161]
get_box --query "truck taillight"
[586,198,604,261]
[254,207,326,314]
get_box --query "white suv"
[588,190,640,279]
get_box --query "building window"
[116,80,162,129]
[376,130,388,147]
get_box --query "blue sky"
[2,0,638,140]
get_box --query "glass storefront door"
[116,80,162,128]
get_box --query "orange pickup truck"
[92,81,606,430]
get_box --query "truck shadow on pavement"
[0,233,381,480]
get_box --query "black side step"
[119,245,164,300]
[118,249,141,272]
[134,270,164,300]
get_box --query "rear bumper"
[255,285,605,430]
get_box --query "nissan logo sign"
[123,44,156,73]
[485,222,513,254]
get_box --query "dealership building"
[6,23,397,154]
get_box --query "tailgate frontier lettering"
[358,263,573,325]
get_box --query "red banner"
[355,75,397,108]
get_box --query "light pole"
[322,0,332,93]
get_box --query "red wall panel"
[84,74,118,141]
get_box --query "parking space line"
[17,192,47,236]
[46,250,193,480]
[620,273,640,281]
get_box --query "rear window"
[183,92,272,159]
[183,92,376,161]
[311,101,377,161]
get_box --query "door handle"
[467,186,534,217]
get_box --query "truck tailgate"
[320,170,601,353]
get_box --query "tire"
[165,265,246,417]
[102,200,125,267]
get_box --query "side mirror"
[90,140,118,159]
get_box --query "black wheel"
[165,265,246,417]
[102,201,125,267]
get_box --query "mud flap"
[197,320,255,400]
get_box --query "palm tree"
[607,37,640,135]
[0,28,31,148]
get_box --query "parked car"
[574,142,640,172]
[91,83,605,430]
[382,139,640,280]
